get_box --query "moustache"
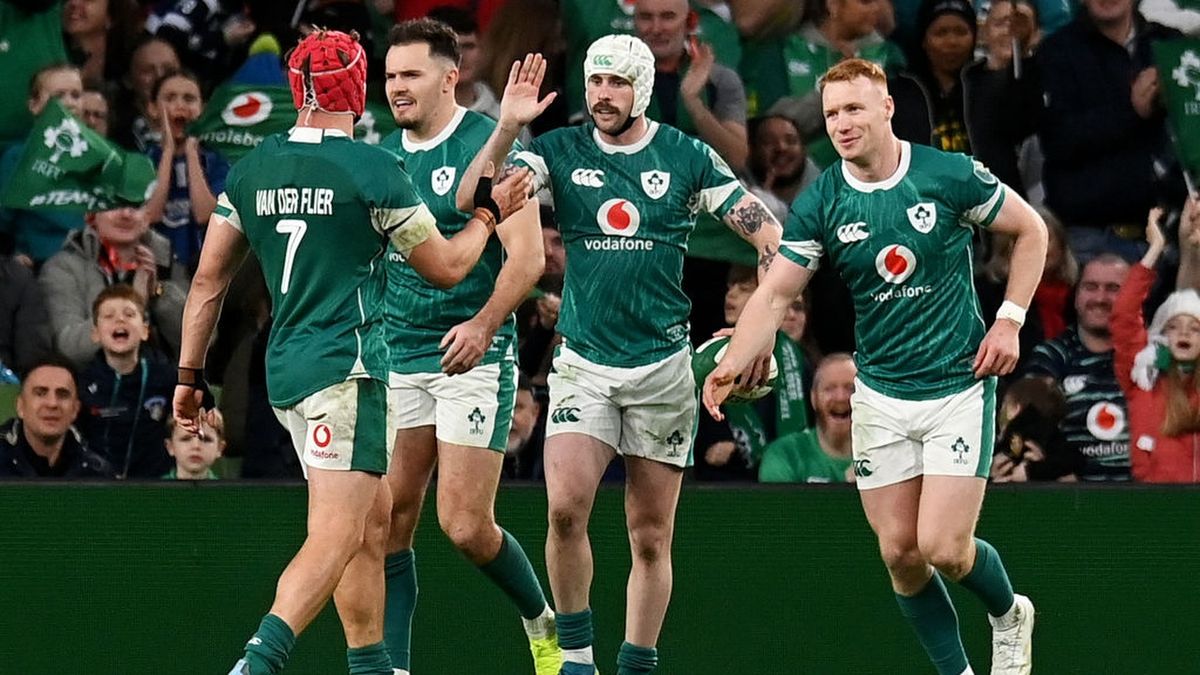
[592,104,619,115]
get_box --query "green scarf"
[723,332,810,465]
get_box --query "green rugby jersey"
[780,141,1006,400]
[214,127,435,407]
[380,107,517,374]
[514,121,746,367]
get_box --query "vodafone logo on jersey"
[596,199,642,237]
[221,91,274,126]
[1086,402,1126,441]
[875,245,917,284]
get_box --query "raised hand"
[680,39,715,100]
[499,53,558,129]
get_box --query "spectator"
[0,255,51,378]
[428,6,498,116]
[1024,254,1132,481]
[0,0,69,148]
[145,0,256,83]
[1032,205,1078,341]
[480,0,569,135]
[0,355,112,478]
[1139,0,1200,35]
[889,0,1041,194]
[62,0,142,88]
[1036,0,1184,261]
[517,218,565,385]
[976,230,1047,375]
[759,352,855,483]
[77,284,178,478]
[990,375,1085,481]
[696,265,810,481]
[163,409,225,480]
[740,0,906,119]
[690,0,744,69]
[780,289,823,370]
[143,70,228,270]
[502,373,543,479]
[40,206,189,367]
[1112,202,1200,483]
[0,63,86,267]
[79,88,110,136]
[745,114,820,222]
[635,0,750,171]
[113,36,181,152]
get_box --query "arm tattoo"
[729,198,771,236]
[759,244,777,272]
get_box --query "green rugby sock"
[557,608,594,664]
[958,538,1016,618]
[477,529,549,620]
[242,613,295,675]
[347,641,391,675]
[895,573,970,675]
[616,641,658,675]
[384,550,417,671]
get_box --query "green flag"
[1155,39,1200,189]
[1,100,155,212]
[190,84,398,162]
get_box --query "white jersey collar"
[402,105,468,152]
[288,127,350,143]
[841,140,911,193]
[593,120,659,155]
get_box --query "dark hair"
[28,63,80,100]
[1002,376,1067,422]
[150,68,202,102]
[726,264,757,288]
[92,284,148,324]
[389,18,462,65]
[427,5,479,35]
[20,353,80,391]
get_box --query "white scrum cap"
[584,34,656,119]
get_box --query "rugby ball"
[692,336,778,403]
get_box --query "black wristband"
[473,173,502,224]
[177,366,205,389]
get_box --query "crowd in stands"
[0,0,1197,483]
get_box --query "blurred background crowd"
[0,0,1197,484]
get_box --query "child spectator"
[1032,206,1078,341]
[77,284,179,478]
[143,70,228,270]
[1112,202,1200,483]
[163,409,224,480]
[0,63,85,267]
[990,376,1085,482]
[695,265,810,480]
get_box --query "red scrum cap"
[287,30,367,119]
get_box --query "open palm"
[500,53,558,128]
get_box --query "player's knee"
[439,511,494,555]
[628,522,671,565]
[878,541,923,574]
[548,502,587,541]
[919,538,972,578]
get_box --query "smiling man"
[705,58,1047,675]
[463,33,782,675]
[0,356,112,478]
[378,19,559,675]
[759,352,855,483]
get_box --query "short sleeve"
[778,182,825,270]
[511,136,551,197]
[367,153,436,255]
[213,192,241,232]
[953,156,1006,228]
[692,140,746,219]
